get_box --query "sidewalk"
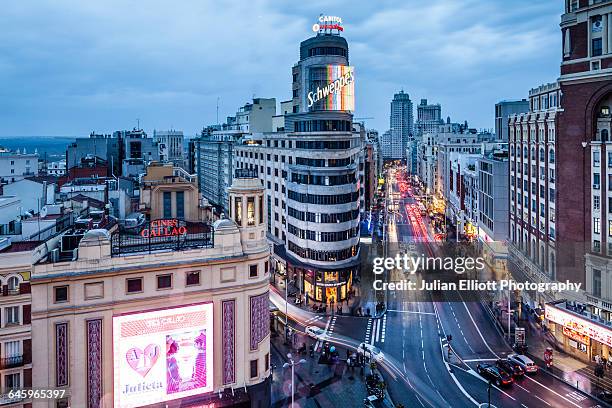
[484,301,612,398]
[522,313,612,396]
[270,333,395,407]
[270,277,385,318]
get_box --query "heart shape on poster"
[126,344,160,377]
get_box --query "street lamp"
[283,353,306,407]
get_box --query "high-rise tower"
[389,90,413,159]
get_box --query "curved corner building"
[284,28,361,303]
[234,24,362,303]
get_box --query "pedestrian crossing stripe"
[565,391,586,402]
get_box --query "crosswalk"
[304,315,324,325]
[565,390,587,402]
[364,316,388,345]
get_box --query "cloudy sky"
[0,0,561,137]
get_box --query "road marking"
[375,319,381,343]
[462,359,497,363]
[566,391,587,402]
[370,319,378,345]
[514,383,530,393]
[524,376,583,408]
[521,404,528,408]
[315,317,332,351]
[461,301,499,357]
[386,309,435,315]
[381,314,387,343]
[534,395,551,406]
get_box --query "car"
[597,390,612,403]
[476,363,514,387]
[496,358,525,378]
[507,354,538,374]
[305,326,326,339]
[357,342,385,362]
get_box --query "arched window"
[523,146,528,158]
[531,147,536,160]
[539,148,545,162]
[549,149,555,164]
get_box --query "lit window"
[247,197,255,226]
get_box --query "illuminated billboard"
[113,303,214,408]
[545,304,612,347]
[307,65,354,112]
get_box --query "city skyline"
[1,0,560,136]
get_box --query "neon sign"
[312,15,343,33]
[307,65,355,111]
[545,304,612,347]
[140,219,187,238]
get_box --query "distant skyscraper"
[494,100,529,141]
[415,98,443,137]
[389,91,413,159]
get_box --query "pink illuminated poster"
[113,303,214,408]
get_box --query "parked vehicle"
[477,363,514,387]
[496,358,525,378]
[508,354,538,374]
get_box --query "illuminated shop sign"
[562,326,590,345]
[545,304,612,347]
[113,303,214,408]
[312,15,343,33]
[140,219,187,238]
[307,65,355,111]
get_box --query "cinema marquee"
[140,219,188,238]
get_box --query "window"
[4,340,20,358]
[163,191,172,218]
[4,373,20,390]
[186,271,200,286]
[176,191,185,220]
[249,264,258,278]
[593,151,601,166]
[247,197,255,226]
[234,197,242,225]
[594,173,601,188]
[126,278,143,294]
[609,220,612,237]
[7,277,19,293]
[157,274,172,289]
[250,359,258,378]
[593,269,602,298]
[54,286,68,303]
[265,353,270,371]
[5,306,19,325]
[592,38,603,57]
[594,217,601,234]
[549,149,555,164]
[594,196,600,210]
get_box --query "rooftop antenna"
[216,97,220,126]
[137,118,140,130]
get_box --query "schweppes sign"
[307,66,355,111]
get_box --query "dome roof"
[213,218,237,230]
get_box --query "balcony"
[0,355,24,369]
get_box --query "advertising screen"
[113,303,214,408]
[307,65,355,112]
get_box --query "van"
[124,213,145,230]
